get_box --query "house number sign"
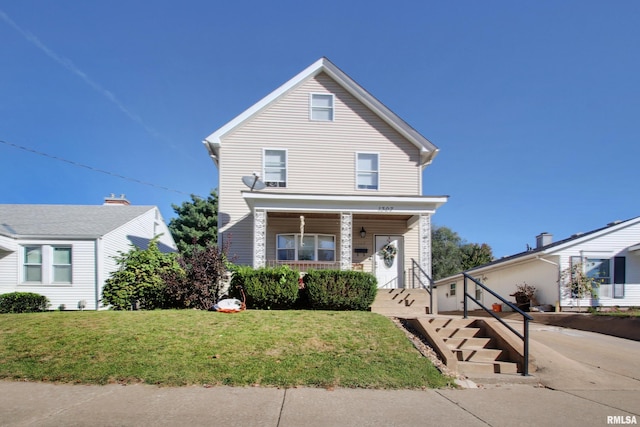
[378,206,394,212]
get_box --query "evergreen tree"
[168,190,218,255]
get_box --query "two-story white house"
[203,58,447,288]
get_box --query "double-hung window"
[24,246,42,282]
[356,152,379,190]
[22,245,73,284]
[310,93,334,121]
[53,247,72,283]
[264,149,287,188]
[276,234,335,262]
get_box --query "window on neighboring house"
[585,258,611,285]
[53,247,72,283]
[310,93,334,121]
[356,152,379,190]
[264,149,287,188]
[24,246,42,282]
[449,283,456,297]
[276,234,336,262]
[475,284,483,302]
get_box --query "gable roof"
[203,57,439,167]
[435,216,640,283]
[0,204,156,239]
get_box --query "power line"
[0,139,194,196]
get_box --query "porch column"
[340,212,352,270]
[253,209,266,268]
[419,213,432,279]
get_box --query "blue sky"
[1,1,638,258]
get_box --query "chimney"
[536,232,552,249]
[104,193,130,206]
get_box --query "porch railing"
[463,272,533,376]
[266,260,340,271]
[410,259,433,313]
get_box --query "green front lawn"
[0,310,452,389]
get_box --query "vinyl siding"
[0,239,98,310]
[0,236,19,287]
[219,72,424,264]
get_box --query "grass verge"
[591,309,640,318]
[0,310,452,389]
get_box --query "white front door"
[374,235,404,288]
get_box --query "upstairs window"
[264,149,287,188]
[24,246,42,282]
[310,94,334,121]
[356,152,379,190]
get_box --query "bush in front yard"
[0,292,50,313]
[102,237,183,310]
[303,270,377,311]
[230,265,299,309]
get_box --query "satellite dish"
[242,174,266,191]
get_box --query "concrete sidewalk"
[1,381,638,427]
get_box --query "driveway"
[528,322,640,392]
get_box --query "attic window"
[310,94,334,121]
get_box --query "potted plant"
[510,283,536,308]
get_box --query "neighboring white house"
[435,217,640,312]
[203,57,447,288]
[0,196,177,310]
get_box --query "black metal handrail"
[411,259,433,312]
[463,272,533,376]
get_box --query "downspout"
[94,238,101,310]
[536,256,561,312]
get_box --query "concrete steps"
[406,316,528,377]
[430,318,520,375]
[371,288,431,317]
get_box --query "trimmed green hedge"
[230,265,299,309]
[0,292,50,313]
[303,270,378,311]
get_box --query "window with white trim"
[356,152,379,190]
[264,149,287,188]
[24,246,42,282]
[585,258,611,285]
[276,234,335,262]
[53,247,72,283]
[22,245,73,284]
[310,93,334,121]
[449,283,456,297]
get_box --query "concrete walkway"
[1,323,639,427]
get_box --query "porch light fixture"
[360,227,366,238]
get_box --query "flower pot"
[492,303,502,313]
